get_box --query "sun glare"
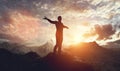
[63,22,98,46]
[71,36,84,44]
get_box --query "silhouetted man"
[44,16,69,54]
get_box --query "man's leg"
[58,35,63,54]
[58,39,62,54]
[58,44,62,54]
[54,44,57,53]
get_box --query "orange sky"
[0,0,120,46]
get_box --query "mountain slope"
[0,48,94,71]
[65,41,120,71]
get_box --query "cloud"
[111,14,120,29]
[0,10,42,43]
[0,0,120,46]
[105,39,120,48]
[94,24,116,40]
[0,34,23,43]
[83,24,116,41]
[112,40,120,44]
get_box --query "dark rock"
[0,48,94,71]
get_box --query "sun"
[63,24,97,46]
[72,36,84,44]
[63,27,87,45]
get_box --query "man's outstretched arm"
[63,25,69,29]
[43,16,56,24]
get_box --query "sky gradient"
[0,0,120,46]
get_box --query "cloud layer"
[95,24,115,40]
[0,0,120,45]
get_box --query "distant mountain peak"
[70,41,100,49]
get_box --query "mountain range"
[0,41,120,71]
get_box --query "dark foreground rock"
[0,48,94,71]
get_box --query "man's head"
[58,16,62,21]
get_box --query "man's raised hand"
[66,26,69,29]
[43,16,48,20]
